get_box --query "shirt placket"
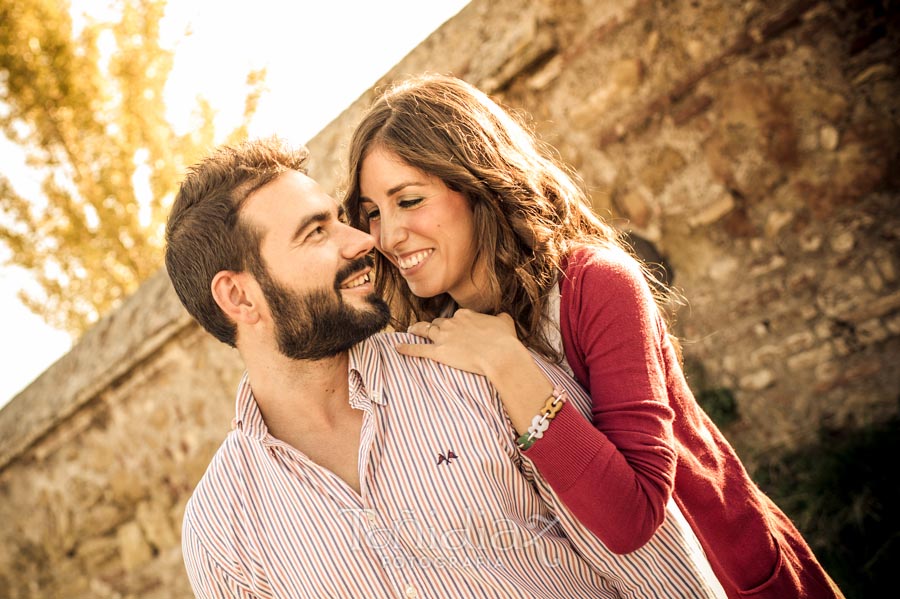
[351,368,435,598]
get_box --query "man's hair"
[343,74,620,361]
[165,137,309,347]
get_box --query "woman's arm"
[524,251,678,552]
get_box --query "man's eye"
[308,226,326,239]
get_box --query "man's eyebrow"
[290,210,331,243]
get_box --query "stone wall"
[1,0,896,596]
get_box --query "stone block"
[832,337,854,357]
[136,498,178,551]
[108,468,148,506]
[886,313,900,336]
[863,261,885,292]
[708,255,740,281]
[752,322,770,337]
[570,58,645,127]
[614,187,653,228]
[78,503,126,539]
[750,345,782,367]
[117,521,153,572]
[814,361,840,386]
[819,125,839,151]
[814,320,833,339]
[856,318,888,346]
[471,13,558,92]
[786,268,817,293]
[829,230,855,253]
[799,305,818,321]
[640,145,687,194]
[739,369,776,391]
[798,231,823,253]
[749,255,787,277]
[837,289,900,323]
[874,250,897,283]
[76,535,119,570]
[688,193,735,228]
[787,344,834,371]
[764,210,793,238]
[672,94,713,126]
[703,75,798,200]
[788,84,848,122]
[784,331,816,354]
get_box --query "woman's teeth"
[398,249,433,270]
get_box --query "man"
[165,137,725,598]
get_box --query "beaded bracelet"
[516,386,566,451]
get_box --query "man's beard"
[256,256,390,360]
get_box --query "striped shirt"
[182,332,725,598]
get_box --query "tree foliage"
[0,0,264,335]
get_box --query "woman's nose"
[379,211,408,252]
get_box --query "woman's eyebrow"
[387,180,426,196]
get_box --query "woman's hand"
[397,309,555,435]
[397,309,524,377]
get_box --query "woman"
[343,74,842,599]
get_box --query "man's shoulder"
[181,432,254,579]
[363,330,426,350]
[184,431,253,525]
[358,331,489,388]
[355,331,429,368]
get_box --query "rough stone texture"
[1,0,898,596]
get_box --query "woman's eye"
[399,198,423,209]
[365,208,380,221]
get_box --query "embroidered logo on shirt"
[436,449,459,466]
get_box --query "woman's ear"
[211,270,262,325]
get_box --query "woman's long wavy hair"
[344,74,664,362]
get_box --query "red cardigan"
[524,246,842,599]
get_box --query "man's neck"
[242,344,365,494]
[244,348,355,437]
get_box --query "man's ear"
[211,270,262,325]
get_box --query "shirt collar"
[348,336,387,406]
[232,340,388,439]
[232,372,269,441]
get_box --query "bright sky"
[0,0,470,408]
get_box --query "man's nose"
[342,223,376,260]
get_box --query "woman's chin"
[405,281,445,300]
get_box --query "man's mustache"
[334,254,375,290]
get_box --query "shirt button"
[366,510,377,524]
[404,585,418,598]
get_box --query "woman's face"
[358,147,488,310]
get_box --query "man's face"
[255,254,389,360]
[242,171,390,360]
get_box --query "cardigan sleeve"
[523,247,677,553]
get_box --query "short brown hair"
[165,137,309,346]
